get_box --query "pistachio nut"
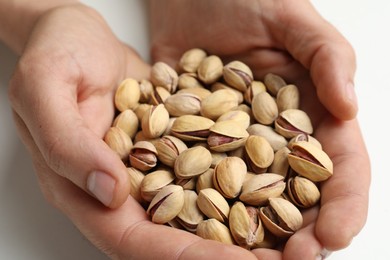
[175,177,197,191]
[197,55,223,84]
[104,126,133,161]
[264,73,287,96]
[139,79,154,103]
[174,146,212,179]
[140,169,175,202]
[244,135,274,174]
[178,72,204,89]
[287,141,333,182]
[276,84,300,112]
[211,82,244,104]
[112,109,139,139]
[244,80,266,104]
[163,117,177,136]
[114,78,140,111]
[252,91,278,125]
[196,168,215,193]
[196,218,234,245]
[178,48,207,73]
[149,86,171,105]
[259,197,303,238]
[275,109,313,138]
[216,110,251,130]
[129,141,158,172]
[147,184,184,224]
[134,103,152,122]
[127,167,145,204]
[150,61,178,93]
[223,60,253,92]
[208,120,249,152]
[164,92,201,116]
[269,146,291,178]
[197,188,230,223]
[240,173,286,206]
[213,157,247,199]
[176,190,204,232]
[287,176,320,208]
[210,151,228,168]
[200,89,239,120]
[155,135,188,167]
[229,201,264,249]
[177,87,211,100]
[171,115,214,141]
[141,104,170,139]
[247,124,288,152]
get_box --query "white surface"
[0,0,388,259]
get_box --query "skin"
[2,0,370,259]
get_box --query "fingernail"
[316,248,333,260]
[87,171,115,206]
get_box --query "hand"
[8,4,260,259]
[150,0,370,259]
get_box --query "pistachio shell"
[178,73,204,89]
[114,78,140,111]
[129,141,158,172]
[174,146,212,179]
[178,48,207,73]
[287,141,333,182]
[276,84,300,112]
[259,198,303,238]
[208,120,249,152]
[287,133,322,150]
[200,89,239,120]
[287,176,320,208]
[240,173,286,206]
[141,104,170,139]
[175,177,197,191]
[139,79,154,103]
[197,188,230,223]
[229,202,265,249]
[140,169,175,202]
[197,55,223,84]
[164,92,201,116]
[269,147,291,178]
[150,61,178,93]
[177,87,211,100]
[127,167,145,203]
[264,73,287,96]
[147,185,184,224]
[213,157,247,199]
[223,60,253,92]
[196,168,215,193]
[196,218,234,245]
[211,82,244,104]
[134,103,152,122]
[244,135,274,173]
[275,109,313,138]
[247,124,287,152]
[252,92,278,125]
[176,190,204,232]
[244,80,266,104]
[112,109,139,139]
[155,135,188,167]
[149,86,171,105]
[217,110,251,129]
[171,115,214,141]
[104,126,133,161]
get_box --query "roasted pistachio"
[141,104,170,139]
[174,146,212,179]
[104,126,133,161]
[178,72,204,89]
[223,61,253,92]
[275,109,313,138]
[140,169,175,202]
[164,92,201,116]
[129,141,158,172]
[127,167,145,204]
[113,109,139,139]
[155,135,187,167]
[247,124,287,152]
[196,168,215,193]
[216,110,250,129]
[179,48,207,73]
[208,120,249,152]
[197,55,223,84]
[197,188,230,223]
[276,84,300,112]
[264,73,287,96]
[171,115,214,141]
[150,61,178,93]
[196,218,234,245]
[287,176,320,208]
[252,91,278,125]
[114,78,140,111]
[149,86,171,105]
[244,135,274,174]
[176,190,204,232]
[200,89,239,120]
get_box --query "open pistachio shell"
[155,135,188,167]
[196,218,234,245]
[208,120,249,152]
[147,184,184,224]
[287,176,320,208]
[129,141,158,172]
[200,89,239,120]
[259,198,303,238]
[213,157,247,199]
[104,126,133,161]
[288,141,333,182]
[197,188,230,223]
[275,109,313,138]
[223,60,253,92]
[252,91,278,125]
[171,115,214,141]
[141,104,170,139]
[150,61,178,93]
[127,167,145,204]
[140,169,175,202]
[176,190,204,232]
[244,135,274,173]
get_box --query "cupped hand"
[150,0,370,259]
[8,4,262,260]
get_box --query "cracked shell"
[207,120,249,152]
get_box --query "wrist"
[0,0,79,54]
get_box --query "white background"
[0,0,388,259]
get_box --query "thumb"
[9,72,130,209]
[273,0,358,120]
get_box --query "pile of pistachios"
[103,48,333,249]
